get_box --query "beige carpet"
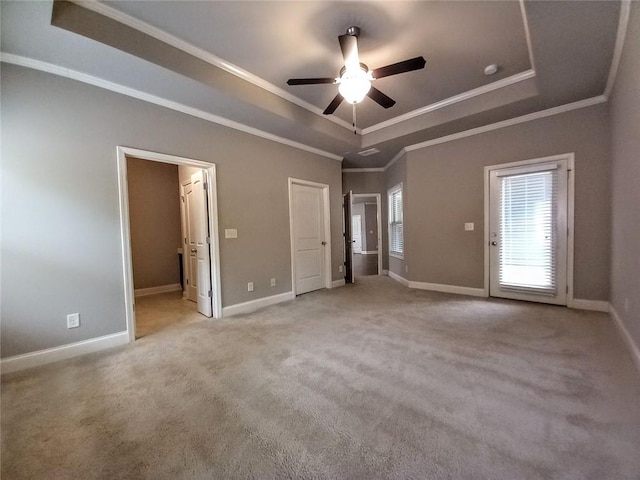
[2,277,640,479]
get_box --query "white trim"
[0,53,343,162]
[519,0,537,71]
[406,97,606,153]
[134,283,182,297]
[571,299,610,313]
[288,178,333,296]
[387,270,410,287]
[604,0,631,99]
[484,153,575,305]
[342,168,385,173]
[409,281,486,298]
[222,291,295,317]
[1,332,129,375]
[360,250,379,255]
[117,147,223,344]
[331,279,346,288]
[610,306,640,373]
[70,0,356,133]
[362,70,536,134]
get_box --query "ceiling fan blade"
[287,78,336,85]
[372,56,426,79]
[323,94,344,115]
[338,34,360,70]
[367,86,396,109]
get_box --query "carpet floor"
[2,277,640,479]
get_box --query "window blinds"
[499,169,557,294]
[389,186,403,256]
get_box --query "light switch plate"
[464,222,475,231]
[67,313,80,329]
[225,229,238,239]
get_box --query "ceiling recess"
[358,148,381,157]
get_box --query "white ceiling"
[1,1,624,168]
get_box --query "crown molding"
[361,69,536,135]
[519,0,537,71]
[1,53,343,162]
[604,0,631,99]
[383,149,406,171]
[342,168,385,173]
[71,0,356,133]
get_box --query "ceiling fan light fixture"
[338,66,372,104]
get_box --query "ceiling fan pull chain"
[353,103,357,135]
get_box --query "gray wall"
[364,203,378,252]
[1,64,342,358]
[609,2,640,347]
[406,104,611,300]
[127,158,181,290]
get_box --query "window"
[388,183,404,258]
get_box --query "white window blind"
[388,184,403,257]
[499,169,557,294]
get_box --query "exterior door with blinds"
[489,159,569,305]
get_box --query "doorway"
[352,193,382,278]
[485,154,574,306]
[289,178,332,295]
[117,147,222,343]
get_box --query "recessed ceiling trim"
[72,0,356,132]
[519,0,537,71]
[1,53,343,162]
[342,168,385,173]
[604,0,631,99]
[361,69,536,135]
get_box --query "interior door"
[190,170,213,316]
[489,160,568,305]
[292,183,327,294]
[344,191,354,284]
[183,182,198,302]
[352,215,362,253]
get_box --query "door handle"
[491,241,498,246]
[321,241,327,246]
[190,248,197,253]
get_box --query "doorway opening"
[117,147,222,343]
[484,153,575,306]
[352,194,382,278]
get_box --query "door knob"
[321,241,327,246]
[491,241,497,246]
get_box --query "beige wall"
[609,2,640,347]
[1,64,342,358]
[406,104,611,300]
[127,158,181,290]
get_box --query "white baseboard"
[134,283,182,297]
[571,299,610,312]
[388,270,410,286]
[222,291,295,317]
[610,305,640,373]
[1,331,129,375]
[360,251,379,255]
[409,281,486,297]
[331,279,346,288]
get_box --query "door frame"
[352,193,383,275]
[288,178,332,296]
[117,146,222,343]
[483,153,575,305]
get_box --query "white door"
[292,183,326,294]
[191,170,213,316]
[489,160,569,305]
[183,182,198,302]
[352,215,362,253]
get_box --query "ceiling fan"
[287,26,426,123]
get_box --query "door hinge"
[208,290,213,298]
[206,236,211,244]
[181,195,185,202]
[204,182,208,190]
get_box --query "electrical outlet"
[624,298,629,313]
[270,278,276,287]
[338,265,343,273]
[247,282,254,292]
[465,222,475,231]
[67,313,80,329]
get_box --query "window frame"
[388,182,404,260]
